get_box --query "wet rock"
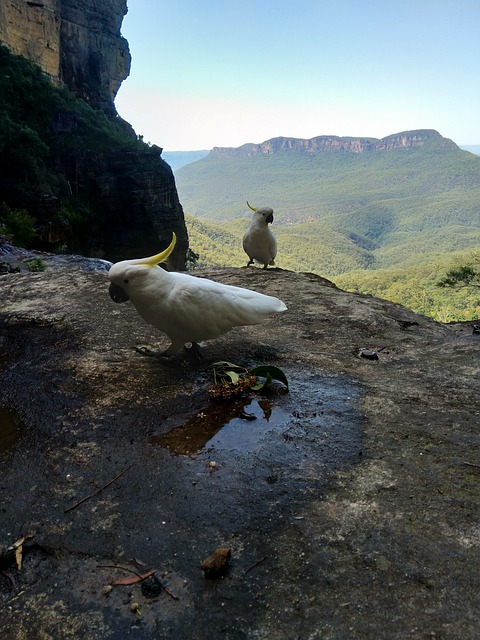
[0,260,20,274]
[0,266,478,639]
[141,575,164,598]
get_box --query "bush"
[0,202,36,247]
[25,257,46,272]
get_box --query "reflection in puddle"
[204,398,290,454]
[151,397,290,456]
[0,407,22,454]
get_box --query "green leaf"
[250,372,272,390]
[250,366,288,389]
[224,370,241,384]
[211,361,247,372]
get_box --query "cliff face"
[212,129,458,158]
[64,144,189,265]
[59,0,130,113]
[0,2,188,267]
[0,1,61,79]
[0,0,130,112]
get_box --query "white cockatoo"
[242,201,277,269]
[108,232,287,356]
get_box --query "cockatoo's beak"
[266,212,274,224]
[246,201,257,212]
[109,282,130,303]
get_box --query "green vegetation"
[335,252,480,322]
[185,215,479,321]
[0,202,36,246]
[25,257,47,272]
[437,253,480,290]
[179,137,480,321]
[209,361,289,399]
[0,43,145,250]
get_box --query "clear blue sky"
[114,0,480,151]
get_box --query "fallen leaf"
[251,365,289,389]
[15,545,23,571]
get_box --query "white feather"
[242,207,277,269]
[109,259,287,355]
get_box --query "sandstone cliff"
[0,0,130,112]
[0,2,188,266]
[212,129,458,158]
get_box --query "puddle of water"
[0,407,23,454]
[203,398,289,453]
[150,372,364,472]
[151,397,289,456]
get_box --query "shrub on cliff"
[0,44,145,250]
[0,203,36,247]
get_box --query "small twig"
[463,461,480,470]
[163,585,179,600]
[110,569,157,586]
[64,464,133,513]
[243,556,266,576]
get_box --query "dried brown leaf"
[15,545,23,571]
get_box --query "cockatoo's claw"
[183,342,205,363]
[134,345,175,359]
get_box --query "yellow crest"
[139,232,177,267]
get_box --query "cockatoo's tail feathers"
[133,232,177,267]
[246,201,257,212]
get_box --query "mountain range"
[163,142,480,173]
[170,130,480,321]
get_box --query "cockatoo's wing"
[243,224,277,267]
[109,232,286,355]
[135,271,286,344]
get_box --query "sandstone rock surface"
[0,266,478,638]
[0,0,130,111]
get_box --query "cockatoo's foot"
[183,342,205,363]
[246,259,254,267]
[134,344,175,359]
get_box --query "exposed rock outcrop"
[0,266,478,638]
[0,0,61,79]
[0,0,130,112]
[0,3,188,266]
[212,129,458,157]
[51,142,188,265]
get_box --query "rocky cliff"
[0,0,130,112]
[212,129,458,158]
[0,2,188,266]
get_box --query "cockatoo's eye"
[123,278,129,284]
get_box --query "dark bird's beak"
[109,282,130,303]
[266,212,274,224]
